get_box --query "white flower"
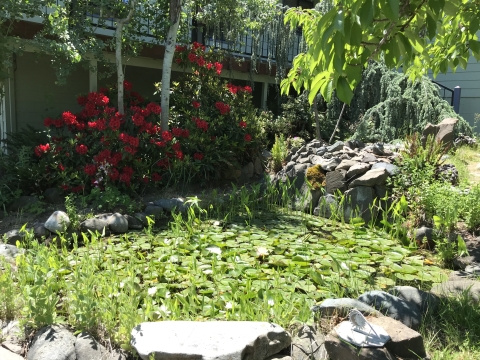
[225,302,233,310]
[147,287,157,296]
[256,247,269,257]
[267,299,275,306]
[158,304,171,316]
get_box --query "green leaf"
[381,0,399,21]
[350,22,362,47]
[359,0,374,28]
[336,76,354,104]
[443,2,458,16]
[425,12,437,39]
[470,17,479,35]
[470,40,480,55]
[428,0,444,15]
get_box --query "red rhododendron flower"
[124,80,132,91]
[84,164,97,176]
[172,127,183,137]
[75,144,88,155]
[96,118,107,131]
[62,111,77,125]
[34,143,50,157]
[242,85,252,93]
[54,119,63,128]
[192,101,200,109]
[172,142,181,151]
[194,153,204,161]
[239,121,247,128]
[132,113,145,126]
[196,56,205,67]
[60,184,70,191]
[227,83,238,94]
[206,62,213,70]
[188,53,197,63]
[214,62,223,75]
[192,41,202,50]
[162,130,173,142]
[109,168,119,181]
[44,117,53,127]
[182,129,190,138]
[175,151,184,160]
[99,87,109,94]
[175,58,182,64]
[244,134,252,142]
[58,163,65,172]
[89,121,99,130]
[142,176,149,184]
[146,102,161,115]
[109,117,121,131]
[215,102,230,115]
[152,172,162,182]
[77,95,88,106]
[175,45,186,52]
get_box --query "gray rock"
[144,205,164,219]
[33,223,50,239]
[261,149,272,160]
[293,183,322,214]
[374,185,387,200]
[358,290,422,329]
[326,141,344,153]
[75,332,105,360]
[431,279,480,302]
[361,153,377,163]
[309,155,323,165]
[311,298,383,318]
[387,286,439,315]
[291,325,327,360]
[0,244,21,262]
[44,211,70,233]
[153,198,183,213]
[125,214,144,230]
[314,194,338,218]
[335,159,358,171]
[43,188,64,205]
[240,162,255,181]
[349,168,389,188]
[8,195,39,212]
[324,331,395,360]
[422,117,458,149]
[367,316,427,358]
[131,321,291,360]
[371,143,385,156]
[316,147,327,156]
[0,347,23,360]
[465,264,480,276]
[371,162,399,176]
[27,325,76,360]
[307,139,324,149]
[320,158,341,172]
[254,157,263,175]
[346,163,370,178]
[3,229,25,245]
[343,186,375,223]
[80,218,109,233]
[291,164,309,191]
[325,171,346,195]
[107,213,129,233]
[415,226,434,243]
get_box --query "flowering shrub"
[169,42,262,179]
[35,82,187,193]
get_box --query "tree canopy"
[280,0,480,104]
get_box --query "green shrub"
[271,134,288,173]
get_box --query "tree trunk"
[313,95,322,141]
[160,0,182,131]
[114,1,136,115]
[115,22,125,114]
[329,103,346,144]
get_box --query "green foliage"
[86,186,138,214]
[305,165,326,191]
[0,258,21,321]
[281,0,480,105]
[271,134,288,173]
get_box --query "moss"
[306,165,326,190]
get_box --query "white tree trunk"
[160,0,182,130]
[114,1,136,115]
[115,22,125,114]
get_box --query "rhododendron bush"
[31,42,262,194]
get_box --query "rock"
[33,223,50,239]
[75,332,105,360]
[431,279,480,302]
[291,164,309,191]
[131,321,291,360]
[125,214,144,230]
[27,325,76,360]
[320,158,341,172]
[144,205,164,219]
[435,163,459,185]
[261,149,272,160]
[422,118,458,149]
[3,229,25,245]
[2,342,23,356]
[153,199,184,212]
[240,162,255,182]
[327,141,344,152]
[358,290,422,329]
[0,244,21,262]
[414,226,434,246]
[343,186,375,223]
[387,286,439,315]
[254,157,263,175]
[367,316,427,358]
[325,171,346,195]
[349,168,389,188]
[371,162,398,176]
[80,218,109,233]
[324,331,396,360]
[43,188,64,205]
[346,163,371,179]
[107,213,129,233]
[311,298,383,318]
[316,147,327,156]
[291,325,328,360]
[361,153,377,163]
[374,185,387,200]
[265,355,291,360]
[44,211,70,233]
[372,143,385,156]
[308,139,324,149]
[314,195,338,218]
[335,159,358,171]
[8,195,39,212]
[294,183,322,214]
[465,264,480,276]
[0,347,23,360]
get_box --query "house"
[0,1,311,142]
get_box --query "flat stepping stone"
[431,279,480,302]
[311,298,383,318]
[131,321,291,360]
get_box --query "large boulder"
[349,168,389,188]
[131,321,291,360]
[343,186,375,223]
[27,325,76,360]
[44,211,70,233]
[422,117,458,149]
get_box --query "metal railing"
[432,81,461,114]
